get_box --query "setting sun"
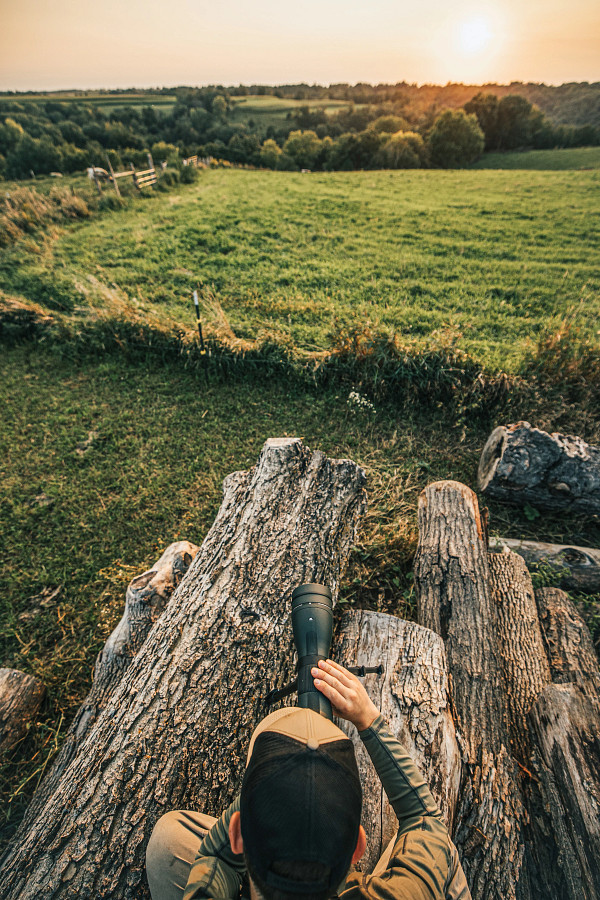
[459,17,493,55]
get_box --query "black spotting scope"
[264,583,384,720]
[292,583,334,718]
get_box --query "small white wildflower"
[347,389,376,415]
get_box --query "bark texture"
[18,542,199,830]
[334,610,460,873]
[0,669,45,753]
[487,551,551,765]
[0,438,366,900]
[414,481,524,900]
[535,587,600,697]
[527,590,600,899]
[478,422,600,514]
[490,538,600,594]
[528,683,600,899]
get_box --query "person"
[146,658,471,900]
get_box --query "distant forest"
[1,81,598,178]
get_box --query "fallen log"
[18,541,199,831]
[478,422,600,514]
[334,609,461,873]
[489,537,600,594]
[0,669,45,754]
[0,438,367,900]
[414,481,525,900]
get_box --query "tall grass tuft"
[0,187,91,247]
[523,314,600,404]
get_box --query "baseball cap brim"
[246,707,349,764]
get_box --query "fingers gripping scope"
[264,583,384,720]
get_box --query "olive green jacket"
[183,715,471,900]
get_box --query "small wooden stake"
[105,155,121,199]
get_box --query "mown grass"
[1,167,598,372]
[471,146,600,170]
[1,339,599,847]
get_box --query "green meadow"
[471,146,600,170]
[2,167,598,371]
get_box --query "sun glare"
[458,17,493,55]
[427,5,508,82]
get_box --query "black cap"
[240,708,362,896]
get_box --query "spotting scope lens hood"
[291,583,333,719]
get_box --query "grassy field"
[229,95,356,128]
[471,146,600,170]
[1,167,598,371]
[1,161,599,847]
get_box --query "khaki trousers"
[146,810,218,900]
[145,812,468,900]
[145,810,398,900]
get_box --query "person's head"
[229,707,365,900]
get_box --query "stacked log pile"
[415,481,600,900]
[1,443,598,899]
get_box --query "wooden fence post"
[106,155,121,199]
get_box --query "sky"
[1,0,598,91]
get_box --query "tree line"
[1,82,598,179]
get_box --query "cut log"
[0,669,45,754]
[18,541,199,831]
[334,609,461,873]
[414,481,525,900]
[528,586,600,899]
[0,438,366,900]
[484,554,563,900]
[487,550,552,766]
[535,586,600,700]
[490,538,600,594]
[529,684,600,899]
[478,422,600,514]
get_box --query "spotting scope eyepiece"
[291,583,333,719]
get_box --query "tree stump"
[0,669,45,754]
[0,438,367,900]
[478,422,600,514]
[334,609,460,873]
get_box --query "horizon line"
[1,78,599,95]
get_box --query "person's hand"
[311,659,380,731]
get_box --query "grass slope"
[471,146,600,170]
[2,168,598,372]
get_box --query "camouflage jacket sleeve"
[341,715,471,900]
